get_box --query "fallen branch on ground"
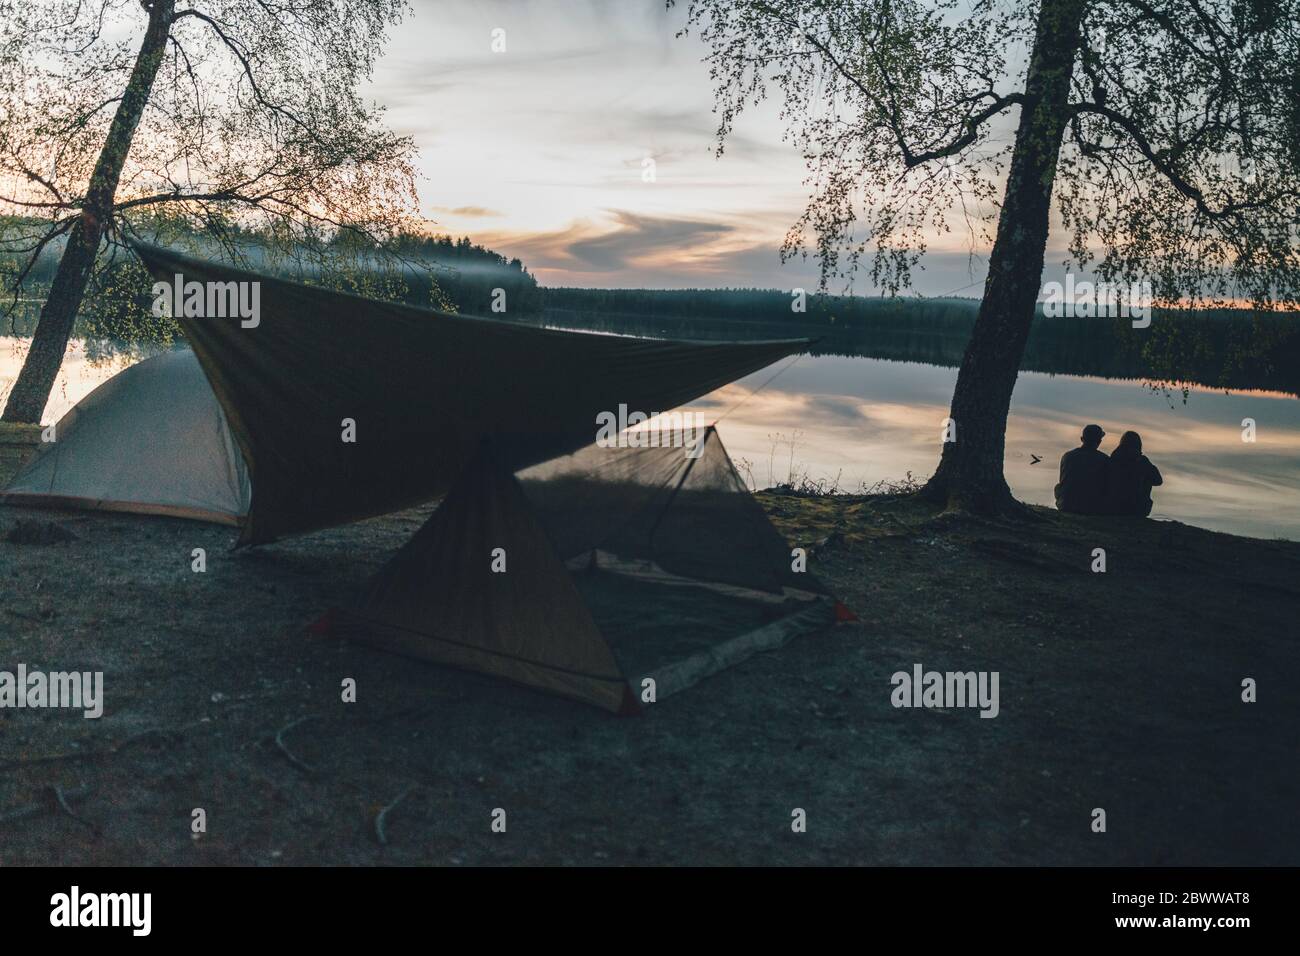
[0,721,205,771]
[373,784,418,846]
[0,784,92,827]
[52,784,100,834]
[273,715,320,775]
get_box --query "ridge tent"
[327,426,846,713]
[2,349,250,525]
[129,242,811,546]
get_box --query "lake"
[698,354,1300,541]
[3,331,1297,542]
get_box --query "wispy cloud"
[477,210,749,281]
[368,1,1012,290]
[430,205,504,219]
[567,211,732,271]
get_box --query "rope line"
[711,352,805,425]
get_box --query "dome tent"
[1,349,250,525]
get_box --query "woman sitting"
[1104,431,1163,517]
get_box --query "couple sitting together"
[1055,424,1163,517]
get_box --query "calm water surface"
[3,336,1297,541]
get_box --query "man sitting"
[1054,424,1109,515]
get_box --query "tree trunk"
[1,1,174,424]
[919,0,1088,514]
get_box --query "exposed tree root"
[911,483,1042,523]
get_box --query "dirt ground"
[1,492,1297,866]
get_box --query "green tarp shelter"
[6,242,848,710]
[130,242,808,547]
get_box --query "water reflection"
[688,355,1300,541]
[2,336,1296,542]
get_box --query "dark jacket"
[1104,454,1163,517]
[1055,446,1109,514]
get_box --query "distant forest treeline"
[0,215,541,333]
[529,288,1300,396]
[386,232,541,314]
[2,217,1296,394]
[539,286,974,324]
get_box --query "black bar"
[0,866,1283,941]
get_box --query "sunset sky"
[367,0,1021,294]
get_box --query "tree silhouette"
[0,0,418,423]
[676,0,1299,513]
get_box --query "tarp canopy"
[2,349,250,524]
[334,427,836,712]
[130,242,808,546]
